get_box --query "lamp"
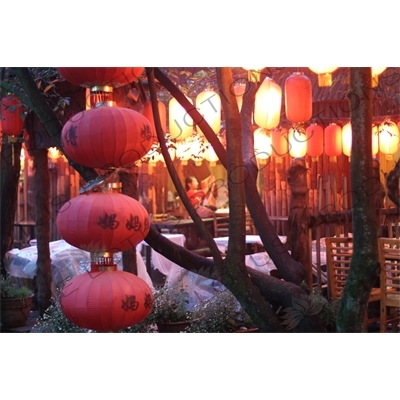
[271,127,289,162]
[371,67,386,87]
[253,127,272,163]
[324,123,342,160]
[168,97,194,140]
[309,67,338,87]
[196,89,221,135]
[341,122,352,157]
[285,72,312,124]
[378,119,399,159]
[288,127,307,158]
[243,67,264,82]
[306,123,324,159]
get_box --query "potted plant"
[1,274,34,329]
[186,289,258,333]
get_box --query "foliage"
[186,289,256,333]
[0,275,33,299]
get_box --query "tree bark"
[336,68,379,332]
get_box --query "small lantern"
[324,123,342,158]
[143,99,167,136]
[253,127,272,163]
[341,122,352,157]
[288,128,307,158]
[0,95,24,137]
[309,67,338,87]
[205,142,219,166]
[285,72,312,124]
[271,127,289,161]
[254,77,282,130]
[168,97,194,140]
[196,89,221,135]
[306,123,324,158]
[378,120,399,158]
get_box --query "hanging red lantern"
[1,95,24,137]
[285,72,312,124]
[271,127,289,158]
[57,67,144,88]
[60,267,153,332]
[56,192,150,252]
[324,123,342,157]
[61,103,156,169]
[306,123,323,157]
[143,99,167,135]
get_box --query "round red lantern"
[57,67,144,88]
[306,123,324,157]
[285,72,312,124]
[56,192,150,252]
[271,127,289,157]
[1,95,24,136]
[143,99,167,135]
[60,268,153,332]
[324,123,342,157]
[61,104,156,169]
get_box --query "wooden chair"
[378,237,400,332]
[213,212,229,238]
[325,237,381,328]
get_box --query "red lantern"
[1,95,24,136]
[271,128,289,157]
[61,104,156,169]
[60,268,153,332]
[56,192,150,252]
[306,123,324,157]
[57,67,144,88]
[143,99,167,135]
[285,72,312,123]
[324,123,342,157]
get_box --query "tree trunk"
[336,68,379,332]
[0,141,22,275]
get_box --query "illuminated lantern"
[233,82,247,112]
[254,127,272,162]
[254,77,282,130]
[271,127,289,158]
[341,123,352,157]
[1,95,24,136]
[379,120,399,155]
[57,67,144,88]
[169,97,194,140]
[285,72,312,123]
[288,128,307,158]
[205,143,219,166]
[61,103,156,169]
[324,123,342,157]
[371,67,386,87]
[243,67,264,82]
[196,89,221,135]
[60,267,153,332]
[143,99,167,135]
[306,123,324,157]
[56,192,150,252]
[309,67,338,87]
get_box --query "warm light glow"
[48,147,60,163]
[175,139,192,165]
[168,97,193,140]
[371,67,386,87]
[285,72,312,124]
[271,127,289,158]
[288,128,307,158]
[309,67,338,87]
[324,123,342,157]
[204,142,219,166]
[341,123,352,157]
[254,77,282,130]
[306,123,324,157]
[253,127,272,161]
[378,120,399,155]
[243,67,264,82]
[233,82,246,112]
[196,89,221,135]
[372,125,379,156]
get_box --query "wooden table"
[153,216,229,250]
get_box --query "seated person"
[185,176,216,218]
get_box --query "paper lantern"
[254,127,272,161]
[57,67,144,88]
[271,127,289,158]
[288,128,307,158]
[196,90,221,135]
[233,82,247,112]
[56,192,150,252]
[309,67,338,87]
[60,268,153,332]
[285,72,312,124]
[205,143,219,166]
[169,97,193,140]
[379,120,399,155]
[0,95,24,136]
[61,104,156,169]
[143,99,167,135]
[341,123,352,157]
[324,123,342,157]
[306,123,323,157]
[254,77,282,130]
